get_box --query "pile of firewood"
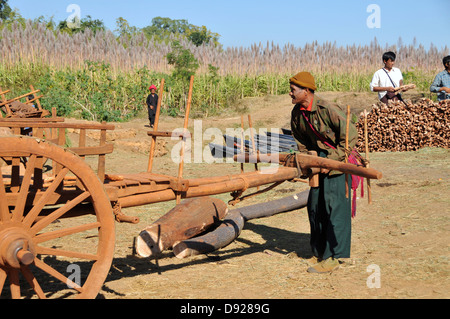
[356,98,449,152]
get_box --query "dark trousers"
[307,171,352,260]
[148,107,156,125]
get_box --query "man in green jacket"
[289,71,358,273]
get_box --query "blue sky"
[7,0,450,49]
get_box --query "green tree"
[166,40,199,112]
[114,17,139,39]
[0,0,11,20]
[187,25,220,47]
[144,16,189,36]
[57,15,105,35]
[142,16,220,46]
[166,40,199,81]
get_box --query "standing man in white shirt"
[370,51,404,104]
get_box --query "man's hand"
[386,87,396,93]
[439,87,450,93]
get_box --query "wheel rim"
[0,137,115,299]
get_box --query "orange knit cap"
[289,72,317,91]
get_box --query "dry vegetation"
[1,20,447,77]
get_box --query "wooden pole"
[240,115,245,174]
[147,78,165,172]
[345,105,350,198]
[364,109,372,204]
[248,114,259,190]
[234,153,383,180]
[176,75,194,204]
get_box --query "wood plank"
[68,144,114,156]
[0,122,115,130]
[147,131,186,138]
[0,117,64,122]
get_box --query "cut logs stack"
[356,99,449,152]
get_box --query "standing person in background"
[146,85,158,128]
[370,51,404,104]
[430,55,450,101]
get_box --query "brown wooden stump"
[135,197,228,258]
[172,190,309,258]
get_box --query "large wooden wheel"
[0,136,115,299]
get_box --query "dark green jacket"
[291,96,358,173]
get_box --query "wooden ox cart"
[0,78,382,299]
[0,85,49,119]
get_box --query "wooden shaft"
[147,78,165,172]
[234,153,382,180]
[119,166,300,208]
[364,110,372,204]
[97,123,107,182]
[248,115,259,189]
[240,115,245,174]
[0,122,114,130]
[176,75,194,203]
[29,85,43,112]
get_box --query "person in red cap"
[146,85,158,127]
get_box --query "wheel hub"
[0,226,36,269]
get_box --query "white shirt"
[370,67,403,100]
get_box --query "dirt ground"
[68,90,449,299]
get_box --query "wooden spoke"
[34,258,82,293]
[8,268,21,299]
[34,221,101,244]
[30,191,91,236]
[20,265,47,299]
[0,172,10,223]
[12,154,37,222]
[34,259,83,292]
[0,268,6,295]
[22,167,69,228]
[36,246,98,261]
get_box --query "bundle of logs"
[356,98,449,152]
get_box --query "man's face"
[151,89,156,94]
[289,84,306,104]
[384,59,395,69]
